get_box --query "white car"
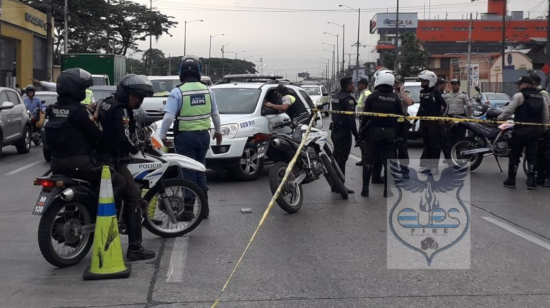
[141,75,213,125]
[404,81,423,140]
[300,84,331,116]
[153,78,323,181]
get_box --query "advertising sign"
[467,64,480,87]
[370,13,418,34]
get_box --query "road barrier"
[211,114,319,308]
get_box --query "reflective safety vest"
[81,89,93,105]
[177,82,212,132]
[155,91,170,97]
[357,90,371,109]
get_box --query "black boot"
[527,164,537,190]
[361,166,371,197]
[503,164,517,188]
[536,165,545,185]
[126,209,156,261]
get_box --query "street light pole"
[207,34,224,76]
[183,19,203,56]
[339,5,361,83]
[221,44,231,77]
[235,51,246,60]
[328,22,345,74]
[324,32,339,79]
[394,0,399,72]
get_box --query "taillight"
[253,133,271,142]
[33,179,64,188]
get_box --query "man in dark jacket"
[97,74,156,261]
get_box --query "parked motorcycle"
[32,124,208,268]
[258,113,348,213]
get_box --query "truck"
[60,54,126,86]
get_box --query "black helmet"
[486,107,503,120]
[25,85,36,94]
[178,55,202,82]
[56,68,93,101]
[115,74,154,103]
[276,84,289,95]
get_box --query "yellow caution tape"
[211,114,319,308]
[314,109,550,127]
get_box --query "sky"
[131,0,547,78]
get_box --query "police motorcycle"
[450,105,528,173]
[32,122,208,268]
[256,113,348,213]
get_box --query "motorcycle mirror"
[474,86,481,93]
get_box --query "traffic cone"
[83,166,132,280]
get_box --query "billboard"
[370,13,418,34]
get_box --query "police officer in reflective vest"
[96,74,156,261]
[159,55,223,220]
[264,84,308,122]
[498,76,550,189]
[359,70,403,198]
[331,77,359,194]
[531,73,550,186]
[355,78,371,166]
[81,88,95,106]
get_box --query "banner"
[467,64,479,87]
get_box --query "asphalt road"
[1,117,550,308]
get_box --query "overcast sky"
[131,0,546,78]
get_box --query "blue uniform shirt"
[164,88,219,116]
[23,97,46,112]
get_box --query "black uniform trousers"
[331,126,353,177]
[536,129,550,181]
[95,153,142,211]
[420,120,442,169]
[360,128,397,191]
[372,121,410,178]
[509,126,543,168]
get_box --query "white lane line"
[349,153,361,162]
[5,161,42,176]
[482,217,550,251]
[166,236,189,283]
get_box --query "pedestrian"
[96,74,156,261]
[417,70,448,175]
[498,76,549,190]
[355,78,371,166]
[446,79,472,143]
[31,78,56,91]
[23,85,46,113]
[81,86,96,108]
[330,77,360,194]
[531,73,550,186]
[436,78,453,164]
[359,70,403,197]
[394,74,414,178]
[158,55,223,219]
[264,84,309,122]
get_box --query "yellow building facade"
[0,0,50,88]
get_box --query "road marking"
[482,216,550,251]
[5,161,42,175]
[166,236,188,283]
[349,153,361,162]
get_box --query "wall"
[490,51,533,82]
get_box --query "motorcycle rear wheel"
[320,154,348,199]
[451,137,484,172]
[269,162,303,213]
[38,201,94,268]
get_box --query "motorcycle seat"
[469,123,501,139]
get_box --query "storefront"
[0,0,49,88]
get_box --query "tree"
[21,0,177,62]
[383,32,428,77]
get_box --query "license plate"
[32,192,51,215]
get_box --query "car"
[90,85,116,104]
[152,80,324,181]
[141,75,213,126]
[471,91,511,109]
[0,87,32,157]
[403,81,423,140]
[299,84,330,116]
[92,74,110,86]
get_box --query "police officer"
[394,74,414,178]
[418,70,448,175]
[96,74,156,261]
[159,55,223,220]
[360,70,403,197]
[530,74,550,186]
[355,78,371,166]
[265,84,309,121]
[81,87,95,107]
[331,77,359,194]
[446,79,472,143]
[498,76,549,189]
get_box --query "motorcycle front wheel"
[142,178,207,238]
[37,201,94,268]
[451,137,484,171]
[269,162,303,213]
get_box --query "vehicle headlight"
[314,99,322,106]
[220,124,239,139]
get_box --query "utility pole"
[547,0,550,89]
[467,13,473,98]
[148,0,153,76]
[168,53,171,75]
[46,0,53,80]
[394,0,399,72]
[342,24,345,74]
[501,0,506,85]
[64,0,68,54]
[356,8,361,83]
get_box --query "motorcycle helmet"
[485,107,503,120]
[417,70,437,88]
[373,68,395,82]
[25,85,36,95]
[56,68,93,102]
[115,74,154,104]
[178,55,202,82]
[374,70,395,89]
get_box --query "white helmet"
[374,70,396,89]
[417,70,437,88]
[373,67,395,81]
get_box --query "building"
[0,0,50,88]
